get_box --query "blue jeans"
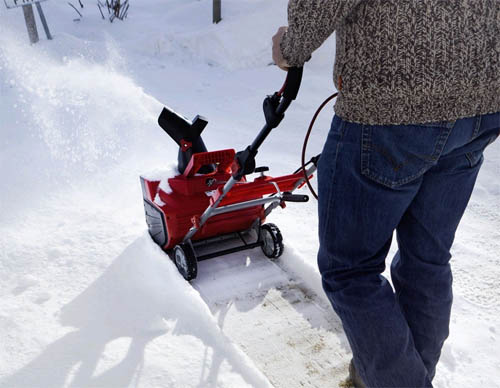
[317,113,500,387]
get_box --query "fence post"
[35,2,53,40]
[213,0,221,24]
[22,4,39,44]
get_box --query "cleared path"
[193,247,351,388]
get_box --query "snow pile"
[0,233,271,388]
[142,163,179,205]
[142,163,179,196]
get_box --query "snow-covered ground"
[0,1,499,387]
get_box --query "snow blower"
[140,67,320,281]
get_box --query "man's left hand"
[272,26,290,71]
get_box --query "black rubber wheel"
[260,223,284,259]
[173,243,198,281]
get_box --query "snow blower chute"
[140,68,319,281]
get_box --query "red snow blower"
[140,67,319,281]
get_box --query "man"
[272,1,499,387]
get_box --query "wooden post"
[213,0,221,24]
[35,2,52,40]
[22,4,39,44]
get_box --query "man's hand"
[272,26,290,71]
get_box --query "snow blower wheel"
[173,243,198,281]
[260,223,284,259]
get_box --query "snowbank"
[0,233,271,387]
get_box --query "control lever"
[282,192,309,203]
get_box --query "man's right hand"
[272,26,290,71]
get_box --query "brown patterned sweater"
[280,0,500,125]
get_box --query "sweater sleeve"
[280,0,362,67]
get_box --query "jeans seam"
[465,152,474,168]
[319,120,345,247]
[471,115,482,140]
[360,125,371,175]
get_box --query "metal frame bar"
[184,175,279,241]
[211,196,281,216]
[183,164,317,243]
[191,224,262,261]
[197,242,262,261]
[183,175,238,242]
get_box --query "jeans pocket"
[361,123,453,188]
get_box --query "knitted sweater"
[280,0,500,125]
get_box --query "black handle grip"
[232,67,304,181]
[283,67,303,101]
[282,192,309,203]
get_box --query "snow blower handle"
[232,67,303,181]
[182,68,304,243]
[280,67,303,103]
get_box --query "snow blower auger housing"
[140,68,318,281]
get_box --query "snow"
[1,1,499,387]
[142,164,179,198]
